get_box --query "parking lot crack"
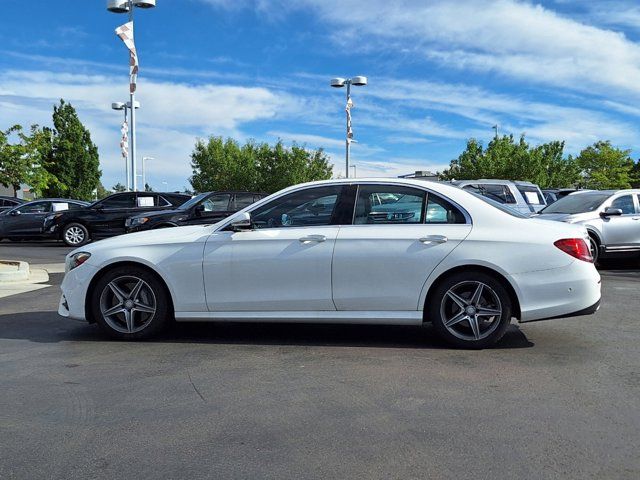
[187,369,206,403]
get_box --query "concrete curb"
[0,261,30,283]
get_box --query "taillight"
[554,238,593,263]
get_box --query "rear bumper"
[511,261,601,323]
[524,298,600,323]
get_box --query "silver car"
[537,189,640,263]
[452,179,546,215]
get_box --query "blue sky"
[2,0,640,191]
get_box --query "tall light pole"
[111,100,140,190]
[107,0,156,191]
[330,76,367,178]
[350,165,357,178]
[142,156,153,190]
[493,124,499,139]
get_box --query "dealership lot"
[1,242,639,479]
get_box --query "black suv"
[43,191,190,246]
[125,191,266,233]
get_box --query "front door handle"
[299,234,326,244]
[419,235,448,244]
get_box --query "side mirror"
[602,207,623,217]
[94,204,105,212]
[194,204,205,216]
[229,212,252,231]
[10,210,20,216]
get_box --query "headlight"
[65,252,91,273]
[127,217,149,227]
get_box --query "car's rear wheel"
[91,266,170,340]
[588,235,600,265]
[428,271,512,349]
[62,223,89,247]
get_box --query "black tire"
[588,234,600,265]
[90,266,171,340]
[428,271,512,349]
[62,223,90,247]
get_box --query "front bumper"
[58,263,98,322]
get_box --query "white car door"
[203,185,346,312]
[332,184,472,311]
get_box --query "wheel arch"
[84,260,176,324]
[422,265,521,322]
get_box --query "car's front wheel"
[62,223,90,247]
[428,271,512,349]
[90,266,171,340]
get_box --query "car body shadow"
[0,311,534,349]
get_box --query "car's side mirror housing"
[194,204,205,216]
[230,212,252,231]
[601,207,623,217]
[94,204,105,212]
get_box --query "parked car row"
[0,191,266,246]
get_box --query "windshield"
[469,192,529,218]
[541,192,610,214]
[177,192,207,210]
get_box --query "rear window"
[462,184,516,204]
[469,193,529,218]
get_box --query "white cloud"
[0,69,291,190]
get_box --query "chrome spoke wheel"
[440,280,502,341]
[64,227,85,245]
[99,275,157,334]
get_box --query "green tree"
[0,125,61,196]
[574,141,635,190]
[96,183,111,199]
[190,136,332,194]
[42,99,101,200]
[440,134,580,188]
[632,160,640,188]
[112,182,127,192]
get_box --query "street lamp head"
[330,78,346,88]
[127,100,141,109]
[351,76,368,86]
[107,0,130,13]
[111,102,126,110]
[133,0,156,8]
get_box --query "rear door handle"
[419,235,448,244]
[299,234,326,244]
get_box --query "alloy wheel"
[64,226,86,245]
[440,281,503,341]
[99,276,157,334]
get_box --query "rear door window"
[101,194,136,209]
[517,185,545,206]
[354,185,425,224]
[425,194,467,224]
[234,193,256,210]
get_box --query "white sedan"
[59,179,601,348]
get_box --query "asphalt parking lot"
[1,242,639,479]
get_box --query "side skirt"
[174,310,423,325]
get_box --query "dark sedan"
[43,191,191,246]
[125,191,266,232]
[0,199,89,241]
